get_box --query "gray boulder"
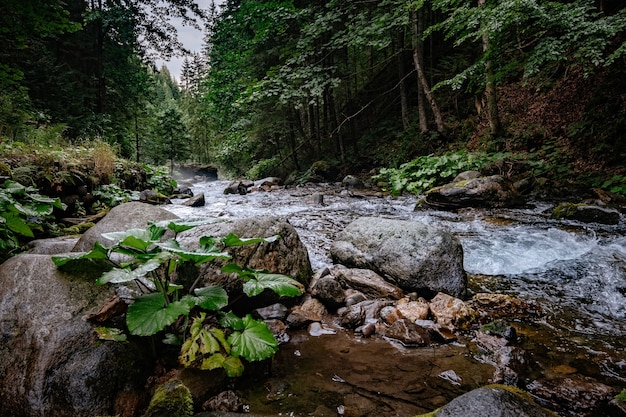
[73,202,178,252]
[330,217,466,298]
[551,202,621,225]
[177,216,312,289]
[425,175,524,209]
[425,385,556,417]
[183,192,205,207]
[330,264,404,300]
[0,254,150,417]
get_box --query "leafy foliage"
[0,180,66,262]
[52,219,303,377]
[372,151,548,196]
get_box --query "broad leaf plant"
[52,219,304,377]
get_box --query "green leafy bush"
[0,180,65,262]
[92,184,135,208]
[144,164,177,195]
[52,220,303,377]
[599,175,626,195]
[372,151,495,196]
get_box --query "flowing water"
[167,180,626,416]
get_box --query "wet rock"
[492,346,531,386]
[338,303,366,329]
[415,319,458,343]
[396,297,430,322]
[423,385,556,417]
[175,368,227,408]
[344,289,367,307]
[551,202,621,225]
[182,192,205,207]
[203,390,243,412]
[223,180,248,195]
[266,319,290,344]
[172,185,194,197]
[331,264,404,300]
[312,275,346,309]
[178,216,312,289]
[308,322,337,336]
[338,299,392,329]
[527,375,615,415]
[286,296,327,328]
[452,170,482,182]
[469,292,541,318]
[380,305,402,325]
[480,319,517,341]
[0,254,151,417]
[360,322,376,337]
[140,189,172,205]
[72,201,178,252]
[145,379,193,417]
[330,217,467,298]
[438,369,463,386]
[254,303,289,320]
[381,319,431,347]
[429,292,479,330]
[28,236,80,255]
[254,177,282,188]
[341,175,365,189]
[425,175,524,209]
[475,331,510,352]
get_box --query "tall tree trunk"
[135,112,140,162]
[94,0,105,117]
[396,31,410,130]
[478,0,503,137]
[411,10,445,134]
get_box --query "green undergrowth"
[372,151,539,196]
[52,219,304,377]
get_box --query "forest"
[1,0,626,189]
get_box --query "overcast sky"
[156,0,222,82]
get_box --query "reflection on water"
[166,180,626,415]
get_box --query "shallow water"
[167,180,626,416]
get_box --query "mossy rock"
[551,202,621,225]
[145,379,194,417]
[413,385,558,417]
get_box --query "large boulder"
[420,385,557,417]
[330,217,466,298]
[550,202,621,225]
[177,216,312,289]
[425,175,524,209]
[73,202,179,252]
[0,254,150,417]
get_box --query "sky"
[156,0,223,82]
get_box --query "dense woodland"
[1,0,626,186]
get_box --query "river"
[166,179,626,416]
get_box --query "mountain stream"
[166,180,626,416]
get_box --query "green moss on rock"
[145,379,193,417]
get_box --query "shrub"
[52,220,303,377]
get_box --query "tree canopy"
[1,0,625,181]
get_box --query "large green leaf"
[228,314,278,362]
[221,232,279,247]
[226,265,304,297]
[156,240,231,264]
[13,201,53,217]
[2,212,33,237]
[181,286,229,311]
[219,311,245,330]
[222,355,245,377]
[96,258,162,285]
[51,241,112,273]
[126,293,190,336]
[102,227,164,247]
